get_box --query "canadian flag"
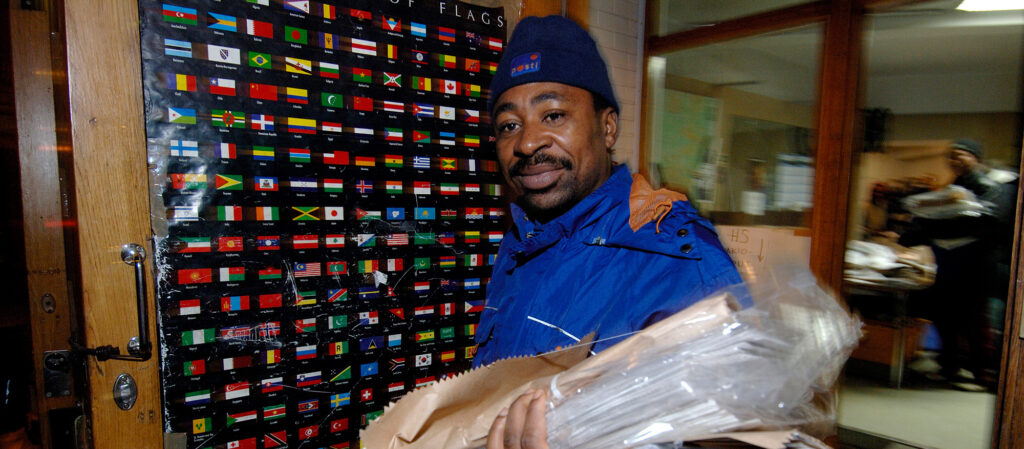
[444,79,459,94]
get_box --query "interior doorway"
[839,3,1022,448]
[644,1,1024,447]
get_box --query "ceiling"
[658,1,1024,114]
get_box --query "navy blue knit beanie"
[951,138,984,161]
[487,15,619,114]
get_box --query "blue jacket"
[473,165,743,366]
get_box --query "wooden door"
[13,1,546,447]
[51,0,162,447]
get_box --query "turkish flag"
[330,418,349,433]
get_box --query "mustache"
[509,152,573,177]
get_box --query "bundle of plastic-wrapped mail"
[362,268,861,449]
[902,184,984,219]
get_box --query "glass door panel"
[840,2,1022,448]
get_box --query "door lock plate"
[113,373,138,410]
[42,350,72,398]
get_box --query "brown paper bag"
[362,294,739,449]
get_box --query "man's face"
[492,82,618,222]
[948,148,978,177]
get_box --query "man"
[903,138,1017,391]
[476,15,744,448]
[474,14,743,367]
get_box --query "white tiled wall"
[588,0,645,170]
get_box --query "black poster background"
[139,1,505,447]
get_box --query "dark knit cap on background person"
[487,15,619,114]
[952,138,984,161]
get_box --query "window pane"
[646,24,821,226]
[644,24,822,282]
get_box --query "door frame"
[994,153,1024,447]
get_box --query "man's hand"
[486,389,550,449]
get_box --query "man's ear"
[602,108,619,150]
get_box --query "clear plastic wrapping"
[542,268,861,448]
[901,184,985,219]
[843,240,936,289]
[362,267,861,449]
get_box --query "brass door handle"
[120,243,152,361]
[71,243,152,362]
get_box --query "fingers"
[521,390,549,449]
[486,407,509,449]
[502,390,534,449]
[486,389,550,449]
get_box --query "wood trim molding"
[809,0,863,292]
[994,151,1024,448]
[516,0,588,29]
[10,6,79,448]
[566,0,588,29]
[646,0,933,57]
[862,0,937,12]
[647,1,829,55]
[519,0,561,20]
[637,0,656,181]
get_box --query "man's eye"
[544,112,565,122]
[498,122,519,133]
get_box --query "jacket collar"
[508,165,630,259]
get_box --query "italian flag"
[218,205,242,221]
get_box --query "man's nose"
[514,121,550,157]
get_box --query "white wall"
[588,0,646,170]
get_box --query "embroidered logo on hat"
[510,52,541,77]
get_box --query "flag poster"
[140,1,505,447]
